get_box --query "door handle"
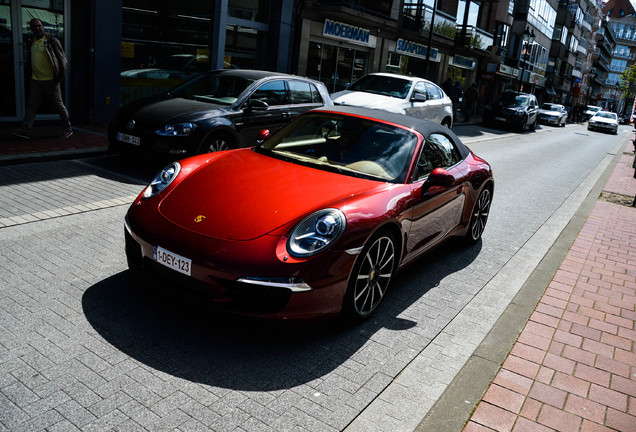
[282,112,292,118]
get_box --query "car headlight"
[287,209,346,257]
[155,123,197,136]
[142,162,181,200]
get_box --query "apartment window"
[528,0,556,39]
[457,0,481,27]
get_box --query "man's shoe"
[10,128,31,139]
[60,130,73,139]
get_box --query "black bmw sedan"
[109,70,333,158]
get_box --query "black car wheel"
[464,187,491,245]
[199,132,234,154]
[344,231,397,319]
[517,118,527,132]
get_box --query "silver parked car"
[331,73,454,128]
[538,103,567,127]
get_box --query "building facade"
[0,0,620,127]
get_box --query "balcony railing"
[612,50,635,60]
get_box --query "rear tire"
[343,231,397,319]
[464,187,492,245]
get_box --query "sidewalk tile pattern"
[464,199,636,432]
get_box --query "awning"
[545,85,556,95]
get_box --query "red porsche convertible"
[125,106,493,320]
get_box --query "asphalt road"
[0,122,628,431]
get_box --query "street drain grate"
[599,191,636,207]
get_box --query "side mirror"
[411,93,427,102]
[247,99,269,111]
[256,129,270,144]
[426,167,455,187]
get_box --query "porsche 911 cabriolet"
[124,106,494,320]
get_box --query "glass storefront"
[1,0,66,122]
[306,41,368,93]
[120,0,271,105]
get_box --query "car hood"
[590,117,616,124]
[331,91,404,109]
[539,109,560,115]
[118,95,228,126]
[159,149,383,240]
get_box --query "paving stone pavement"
[1,127,632,432]
[463,142,636,431]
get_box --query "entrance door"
[1,0,68,123]
[306,42,368,94]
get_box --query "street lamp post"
[518,27,536,92]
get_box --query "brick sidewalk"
[464,144,636,432]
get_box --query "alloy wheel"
[202,135,231,153]
[469,188,491,242]
[350,235,396,317]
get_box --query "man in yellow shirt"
[11,19,72,139]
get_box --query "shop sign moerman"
[396,38,438,61]
[323,19,376,47]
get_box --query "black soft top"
[311,105,470,159]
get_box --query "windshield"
[170,73,254,105]
[586,106,601,113]
[594,112,616,120]
[346,75,413,99]
[258,113,418,183]
[499,93,528,106]
[541,104,559,111]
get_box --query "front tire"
[464,187,491,245]
[344,231,397,319]
[199,132,234,154]
[517,118,527,132]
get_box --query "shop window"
[225,25,268,70]
[306,42,368,93]
[228,0,269,23]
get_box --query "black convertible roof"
[311,105,470,158]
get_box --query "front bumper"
[588,122,618,133]
[539,115,560,125]
[108,123,198,157]
[124,211,355,320]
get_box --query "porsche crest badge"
[194,215,206,223]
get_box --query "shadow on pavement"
[82,239,482,391]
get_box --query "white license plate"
[116,132,141,145]
[153,246,192,276]
[495,117,507,121]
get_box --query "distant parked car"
[482,90,539,132]
[330,73,454,128]
[587,111,619,135]
[538,103,567,127]
[109,69,332,158]
[582,105,602,122]
[618,114,630,125]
